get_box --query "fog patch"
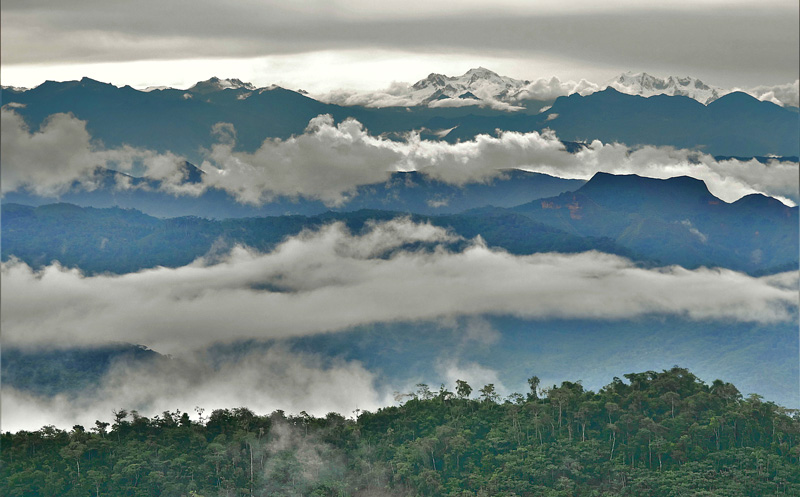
[1,346,384,433]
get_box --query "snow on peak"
[1,85,30,92]
[313,69,799,109]
[142,85,170,92]
[189,77,256,94]
[406,67,530,108]
[607,72,722,104]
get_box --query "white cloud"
[2,220,796,352]
[680,220,708,244]
[0,108,196,196]
[742,80,800,107]
[0,109,103,195]
[513,77,600,101]
[437,359,507,398]
[201,117,800,206]
[3,109,797,206]
[200,115,399,206]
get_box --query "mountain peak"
[579,172,715,204]
[407,67,528,106]
[608,72,722,104]
[189,77,256,94]
[464,67,500,79]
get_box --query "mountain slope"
[433,88,799,155]
[1,168,585,219]
[1,202,635,275]
[3,170,797,276]
[512,172,799,272]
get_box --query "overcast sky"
[2,0,798,91]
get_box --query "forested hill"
[3,367,799,496]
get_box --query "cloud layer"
[2,1,797,90]
[4,108,798,207]
[3,219,796,352]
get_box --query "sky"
[2,0,798,91]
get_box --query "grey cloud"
[2,220,796,352]
[2,3,797,87]
[1,346,385,433]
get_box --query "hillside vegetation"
[3,367,799,496]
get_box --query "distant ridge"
[7,70,796,107]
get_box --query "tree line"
[2,367,798,496]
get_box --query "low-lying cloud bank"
[3,108,798,207]
[3,219,796,352]
[2,346,386,433]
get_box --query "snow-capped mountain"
[187,77,256,94]
[316,68,747,109]
[316,67,537,109]
[606,72,724,104]
[409,67,530,105]
[319,66,796,109]
[6,72,796,110]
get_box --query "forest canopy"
[2,367,798,496]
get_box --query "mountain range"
[2,68,798,428]
[324,69,758,108]
[1,166,585,219]
[4,172,796,276]
[3,74,798,161]
[3,172,798,409]
[10,68,795,108]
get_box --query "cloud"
[1,346,385,433]
[436,359,507,398]
[2,1,797,89]
[317,81,439,108]
[0,108,196,196]
[201,116,799,206]
[743,80,800,107]
[426,97,522,111]
[200,115,399,206]
[0,109,103,195]
[680,220,708,244]
[2,220,796,352]
[4,109,797,206]
[512,77,600,101]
